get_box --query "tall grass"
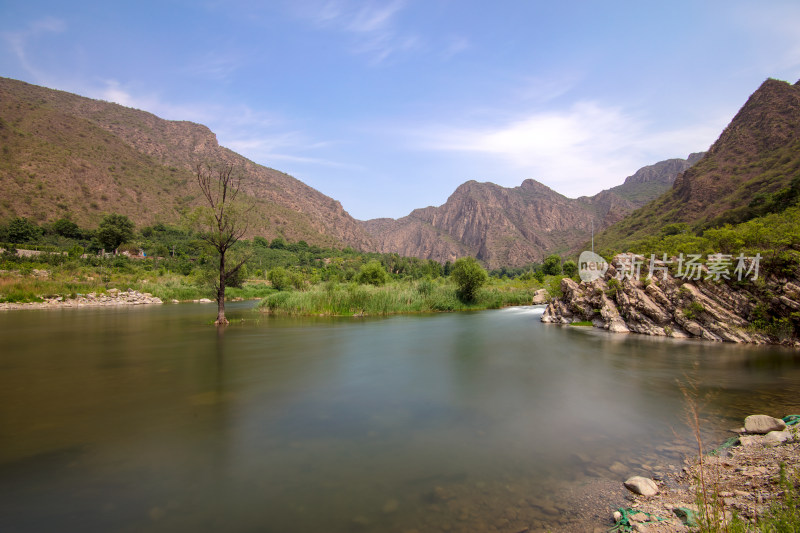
[258,280,537,316]
[682,379,800,533]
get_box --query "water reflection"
[0,304,798,532]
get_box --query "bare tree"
[195,162,254,325]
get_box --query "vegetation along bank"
[0,215,560,314]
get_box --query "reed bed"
[258,280,537,316]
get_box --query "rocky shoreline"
[541,255,800,346]
[599,414,800,533]
[0,288,163,310]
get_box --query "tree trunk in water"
[215,251,228,326]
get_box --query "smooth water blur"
[1,303,799,532]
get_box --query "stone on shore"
[623,476,659,497]
[764,430,792,445]
[739,435,762,447]
[538,253,798,345]
[744,414,787,434]
[531,288,549,305]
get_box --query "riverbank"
[0,288,163,310]
[258,280,538,316]
[541,255,800,346]
[590,414,800,533]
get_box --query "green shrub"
[542,254,562,276]
[606,278,621,297]
[683,301,705,320]
[562,260,577,278]
[450,257,488,301]
[356,260,389,286]
[546,276,564,298]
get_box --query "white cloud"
[90,79,353,170]
[183,51,242,81]
[513,73,582,104]
[440,35,470,60]
[97,79,139,108]
[292,0,418,64]
[412,101,722,196]
[2,16,66,83]
[346,0,405,34]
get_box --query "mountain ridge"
[0,76,376,250]
[596,77,800,250]
[1,76,708,268]
[361,155,701,269]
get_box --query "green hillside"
[0,77,376,250]
[596,78,800,252]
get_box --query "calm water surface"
[1,303,799,532]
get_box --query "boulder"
[608,317,631,333]
[624,476,659,497]
[744,415,787,434]
[764,430,792,445]
[531,289,549,305]
[738,435,762,447]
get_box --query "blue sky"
[2,1,800,220]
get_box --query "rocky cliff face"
[362,155,701,269]
[541,255,800,345]
[620,153,704,186]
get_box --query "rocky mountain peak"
[597,77,800,249]
[621,156,702,186]
[706,78,800,157]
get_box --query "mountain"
[597,78,800,249]
[602,152,704,205]
[362,155,701,269]
[0,77,375,250]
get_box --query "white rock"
[608,317,631,333]
[738,435,762,447]
[624,476,659,497]
[764,430,791,445]
[744,415,786,434]
[531,289,549,305]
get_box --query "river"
[1,303,799,532]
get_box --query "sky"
[2,1,800,220]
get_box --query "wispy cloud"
[440,35,470,60]
[1,16,66,83]
[513,72,583,104]
[90,79,352,169]
[411,101,722,195]
[183,51,242,81]
[292,0,418,64]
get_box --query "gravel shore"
[0,288,162,310]
[597,415,800,533]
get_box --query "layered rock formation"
[541,255,800,345]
